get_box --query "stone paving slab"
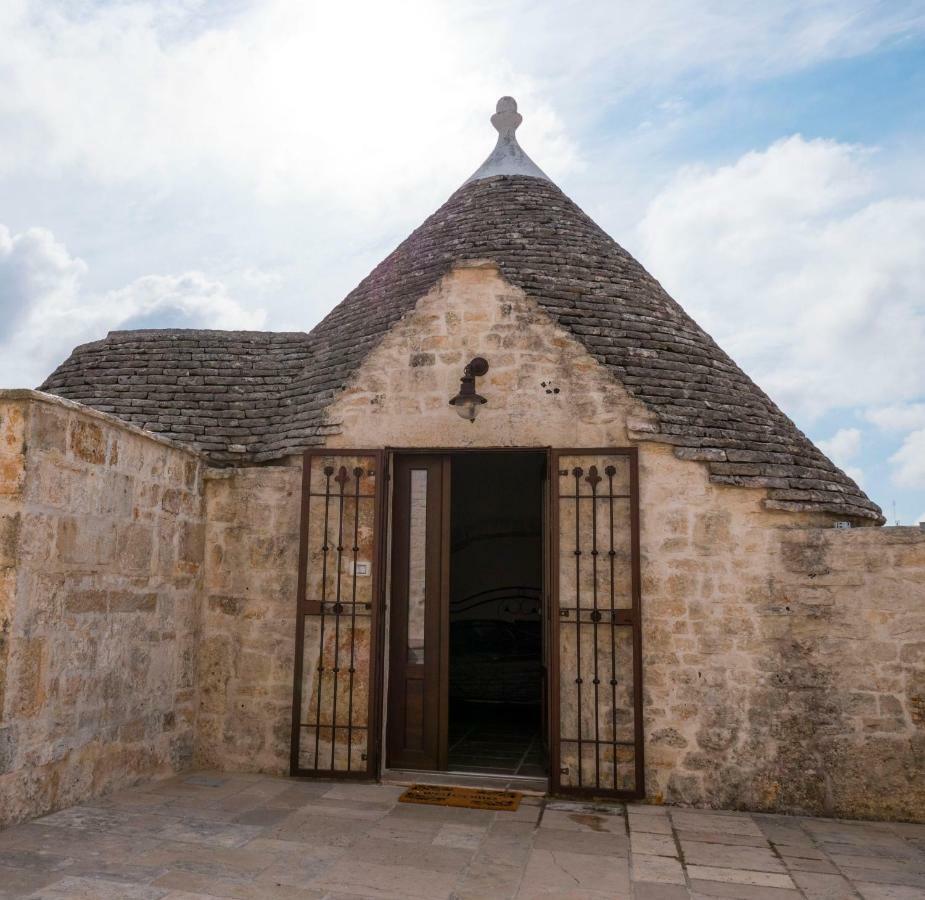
[0,772,923,899]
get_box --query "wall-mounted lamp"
[449,357,489,423]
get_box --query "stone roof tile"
[40,177,882,521]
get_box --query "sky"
[1,0,924,523]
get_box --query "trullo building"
[1,98,922,827]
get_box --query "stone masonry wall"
[197,466,301,774]
[0,391,205,827]
[2,262,922,824]
[764,526,924,820]
[642,511,925,821]
[189,263,925,820]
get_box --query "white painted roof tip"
[464,96,552,185]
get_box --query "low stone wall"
[1,389,922,825]
[766,525,924,820]
[0,391,205,826]
[643,519,925,821]
[197,466,301,774]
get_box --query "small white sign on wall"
[354,561,371,577]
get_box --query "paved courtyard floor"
[0,772,923,899]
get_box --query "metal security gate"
[549,448,644,799]
[290,450,385,778]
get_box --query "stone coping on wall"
[0,388,206,460]
[870,524,925,535]
[784,523,925,539]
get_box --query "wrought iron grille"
[291,451,383,778]
[551,449,643,798]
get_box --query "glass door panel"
[387,455,449,770]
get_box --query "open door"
[540,451,551,764]
[549,448,644,799]
[290,450,385,778]
[387,454,450,770]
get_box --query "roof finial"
[491,96,522,139]
[464,96,551,185]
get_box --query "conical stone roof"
[41,99,883,522]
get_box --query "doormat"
[399,784,522,811]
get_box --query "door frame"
[289,445,644,796]
[381,446,552,778]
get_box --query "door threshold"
[382,768,548,796]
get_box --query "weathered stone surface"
[197,466,300,775]
[0,393,204,827]
[317,266,923,820]
[0,774,921,898]
[0,264,922,828]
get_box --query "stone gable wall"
[0,392,205,826]
[321,260,656,450]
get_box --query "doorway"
[386,451,547,779]
[448,453,546,777]
[290,446,645,799]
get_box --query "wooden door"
[549,448,644,799]
[291,450,385,778]
[387,454,450,770]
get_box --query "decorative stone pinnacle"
[491,96,522,138]
[464,96,551,185]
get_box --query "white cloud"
[817,427,863,484]
[0,0,920,210]
[865,403,925,432]
[637,135,925,422]
[0,224,86,332]
[890,430,925,490]
[0,0,572,208]
[818,427,861,461]
[0,223,264,388]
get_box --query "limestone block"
[65,589,108,614]
[0,402,26,456]
[68,419,106,465]
[116,522,154,574]
[12,637,44,717]
[0,455,25,497]
[178,521,205,567]
[0,512,21,567]
[29,406,67,455]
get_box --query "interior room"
[447,451,547,778]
